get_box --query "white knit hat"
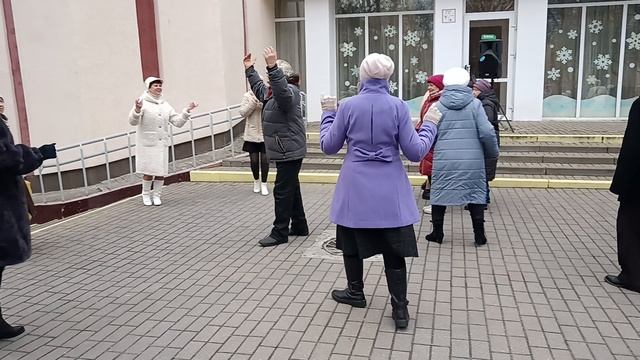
[359,53,395,81]
[443,67,470,87]
[144,76,163,89]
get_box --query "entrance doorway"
[464,12,515,119]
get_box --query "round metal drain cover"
[321,237,343,256]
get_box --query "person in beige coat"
[129,77,198,206]
[239,89,269,195]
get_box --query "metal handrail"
[34,104,244,203]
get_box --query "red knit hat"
[427,74,444,90]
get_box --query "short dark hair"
[149,80,163,88]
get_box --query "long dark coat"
[477,90,500,181]
[0,115,45,266]
[611,97,640,203]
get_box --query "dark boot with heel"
[472,219,487,246]
[331,256,366,308]
[385,268,409,329]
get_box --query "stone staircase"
[221,140,620,178]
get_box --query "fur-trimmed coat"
[0,115,45,266]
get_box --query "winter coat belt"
[350,146,398,163]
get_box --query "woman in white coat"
[129,77,198,206]
[239,89,269,195]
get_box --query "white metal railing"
[34,104,243,203]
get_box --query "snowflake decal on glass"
[389,80,398,94]
[354,27,363,37]
[388,44,396,51]
[380,0,394,11]
[410,56,419,66]
[350,65,359,78]
[568,30,578,40]
[555,47,573,64]
[415,71,428,84]
[586,74,598,85]
[547,68,561,80]
[404,30,421,47]
[340,42,357,57]
[594,54,612,70]
[384,25,397,38]
[588,20,604,34]
[627,32,640,50]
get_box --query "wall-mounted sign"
[481,34,497,41]
[442,9,456,23]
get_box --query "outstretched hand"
[320,96,337,112]
[134,98,143,112]
[186,101,199,113]
[243,53,255,70]
[263,47,278,68]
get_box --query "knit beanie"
[359,53,395,81]
[473,79,493,93]
[427,74,444,90]
[443,67,471,87]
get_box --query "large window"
[544,1,640,119]
[466,0,514,13]
[335,0,434,112]
[275,0,306,91]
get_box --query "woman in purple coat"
[320,53,438,329]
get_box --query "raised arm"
[168,101,198,128]
[398,102,438,162]
[320,98,348,155]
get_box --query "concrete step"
[303,148,617,164]
[222,157,616,177]
[305,141,621,154]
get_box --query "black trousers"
[270,159,307,241]
[617,201,640,287]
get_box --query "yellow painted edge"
[306,132,623,144]
[191,171,611,189]
[548,179,612,189]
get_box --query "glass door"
[463,12,515,119]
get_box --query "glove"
[39,143,57,160]
[320,95,337,112]
[423,105,442,126]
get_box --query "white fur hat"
[144,76,163,89]
[443,67,470,87]
[359,53,395,81]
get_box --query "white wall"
[433,0,465,73]
[12,0,142,147]
[305,0,336,122]
[245,0,276,80]
[512,0,547,121]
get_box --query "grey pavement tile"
[0,184,635,359]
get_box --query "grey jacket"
[246,65,306,162]
[430,85,499,206]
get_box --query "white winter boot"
[253,180,261,193]
[142,180,153,206]
[261,182,269,196]
[152,179,164,206]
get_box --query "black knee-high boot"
[425,205,446,244]
[0,267,26,339]
[468,204,487,246]
[385,267,409,329]
[331,255,366,308]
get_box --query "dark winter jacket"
[246,65,306,162]
[477,91,500,181]
[0,115,45,266]
[610,97,640,203]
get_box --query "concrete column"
[304,0,336,122]
[433,0,465,74]
[512,0,548,121]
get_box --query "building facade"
[280,0,640,122]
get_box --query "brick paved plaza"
[1,182,638,359]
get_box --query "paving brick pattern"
[1,183,639,359]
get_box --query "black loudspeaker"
[478,39,502,78]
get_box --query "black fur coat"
[0,115,45,266]
[611,98,640,203]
